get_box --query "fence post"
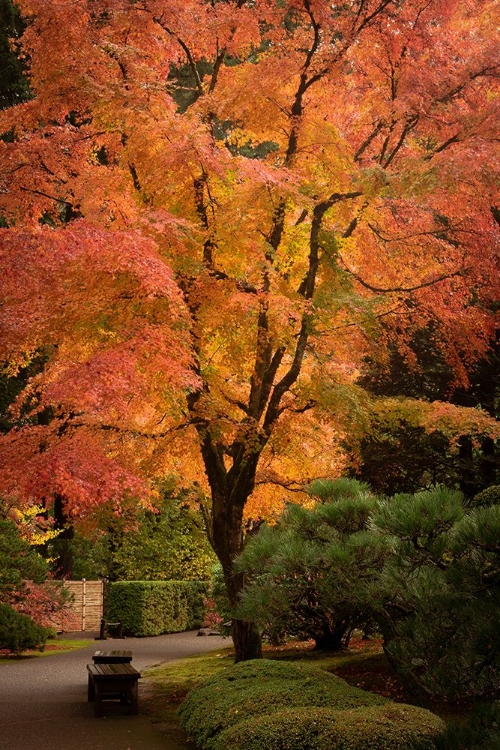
[82,578,86,631]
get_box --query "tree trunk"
[481,436,497,487]
[458,435,475,498]
[211,498,263,662]
[192,408,267,661]
[313,621,349,651]
[223,565,263,662]
[382,638,434,708]
[52,493,74,579]
[232,618,263,662]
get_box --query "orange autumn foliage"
[0,0,498,658]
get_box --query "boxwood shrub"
[0,603,49,652]
[213,705,446,750]
[179,659,445,750]
[105,580,209,636]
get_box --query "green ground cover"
[0,637,92,662]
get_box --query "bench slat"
[92,650,133,664]
[88,663,141,678]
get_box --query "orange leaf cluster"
[0,0,497,530]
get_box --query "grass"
[142,645,235,746]
[0,637,93,662]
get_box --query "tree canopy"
[0,0,498,659]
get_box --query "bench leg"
[129,679,139,715]
[88,677,138,717]
[118,680,139,714]
[94,683,104,718]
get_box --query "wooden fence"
[54,580,104,633]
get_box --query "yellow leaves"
[244,484,308,524]
[275,219,310,282]
[245,413,349,522]
[353,166,390,199]
[299,375,373,434]
[388,161,439,201]
[9,505,61,547]
[224,125,255,153]
[96,326,118,339]
[209,60,291,149]
[369,397,500,446]
[294,118,355,196]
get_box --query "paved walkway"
[0,630,232,750]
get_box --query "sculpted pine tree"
[0,0,499,659]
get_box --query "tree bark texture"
[210,489,263,662]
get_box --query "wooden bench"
[92,649,133,664]
[87,663,141,717]
[95,618,124,640]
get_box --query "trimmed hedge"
[0,603,49,652]
[105,580,209,636]
[179,660,387,749]
[471,485,500,508]
[195,658,363,687]
[214,705,446,750]
[179,659,445,750]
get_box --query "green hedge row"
[105,580,209,636]
[179,659,446,750]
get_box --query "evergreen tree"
[372,486,500,704]
[0,515,48,602]
[237,479,386,650]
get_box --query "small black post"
[95,617,107,640]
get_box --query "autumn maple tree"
[0,0,498,660]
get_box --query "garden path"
[0,630,230,750]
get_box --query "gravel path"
[0,630,231,750]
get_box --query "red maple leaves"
[0,0,498,533]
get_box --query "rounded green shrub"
[194,657,342,686]
[471,485,500,508]
[179,659,387,749]
[212,704,446,750]
[0,603,48,652]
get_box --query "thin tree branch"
[354,120,385,162]
[19,186,76,207]
[152,15,203,95]
[339,256,462,294]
